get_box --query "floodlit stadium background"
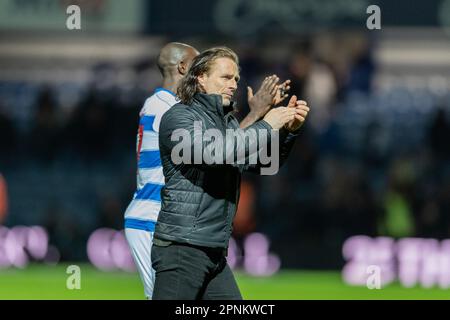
[1,0,450,299]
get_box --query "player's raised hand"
[284,95,310,132]
[247,75,280,119]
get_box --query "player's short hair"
[177,47,239,105]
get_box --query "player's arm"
[245,95,309,174]
[160,106,296,171]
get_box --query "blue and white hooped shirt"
[124,88,178,232]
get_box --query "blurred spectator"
[285,43,337,132]
[43,202,88,261]
[362,119,389,168]
[303,60,337,132]
[344,38,375,96]
[28,88,62,164]
[428,107,450,160]
[378,158,416,238]
[95,193,125,231]
[64,91,113,162]
[286,44,313,101]
[0,105,16,166]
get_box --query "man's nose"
[229,80,237,91]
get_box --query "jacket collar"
[193,92,235,117]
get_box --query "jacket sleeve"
[159,107,274,171]
[244,127,300,175]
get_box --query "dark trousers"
[151,242,242,300]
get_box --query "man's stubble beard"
[222,96,231,107]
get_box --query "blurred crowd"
[0,36,449,268]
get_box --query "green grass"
[0,264,449,300]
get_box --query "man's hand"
[262,106,297,130]
[241,75,292,129]
[283,95,310,132]
[273,79,291,106]
[247,75,279,119]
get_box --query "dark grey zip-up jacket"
[154,92,300,248]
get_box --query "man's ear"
[197,73,206,89]
[178,61,188,75]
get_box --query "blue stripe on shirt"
[139,150,161,169]
[135,182,163,202]
[124,218,156,232]
[140,115,156,132]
